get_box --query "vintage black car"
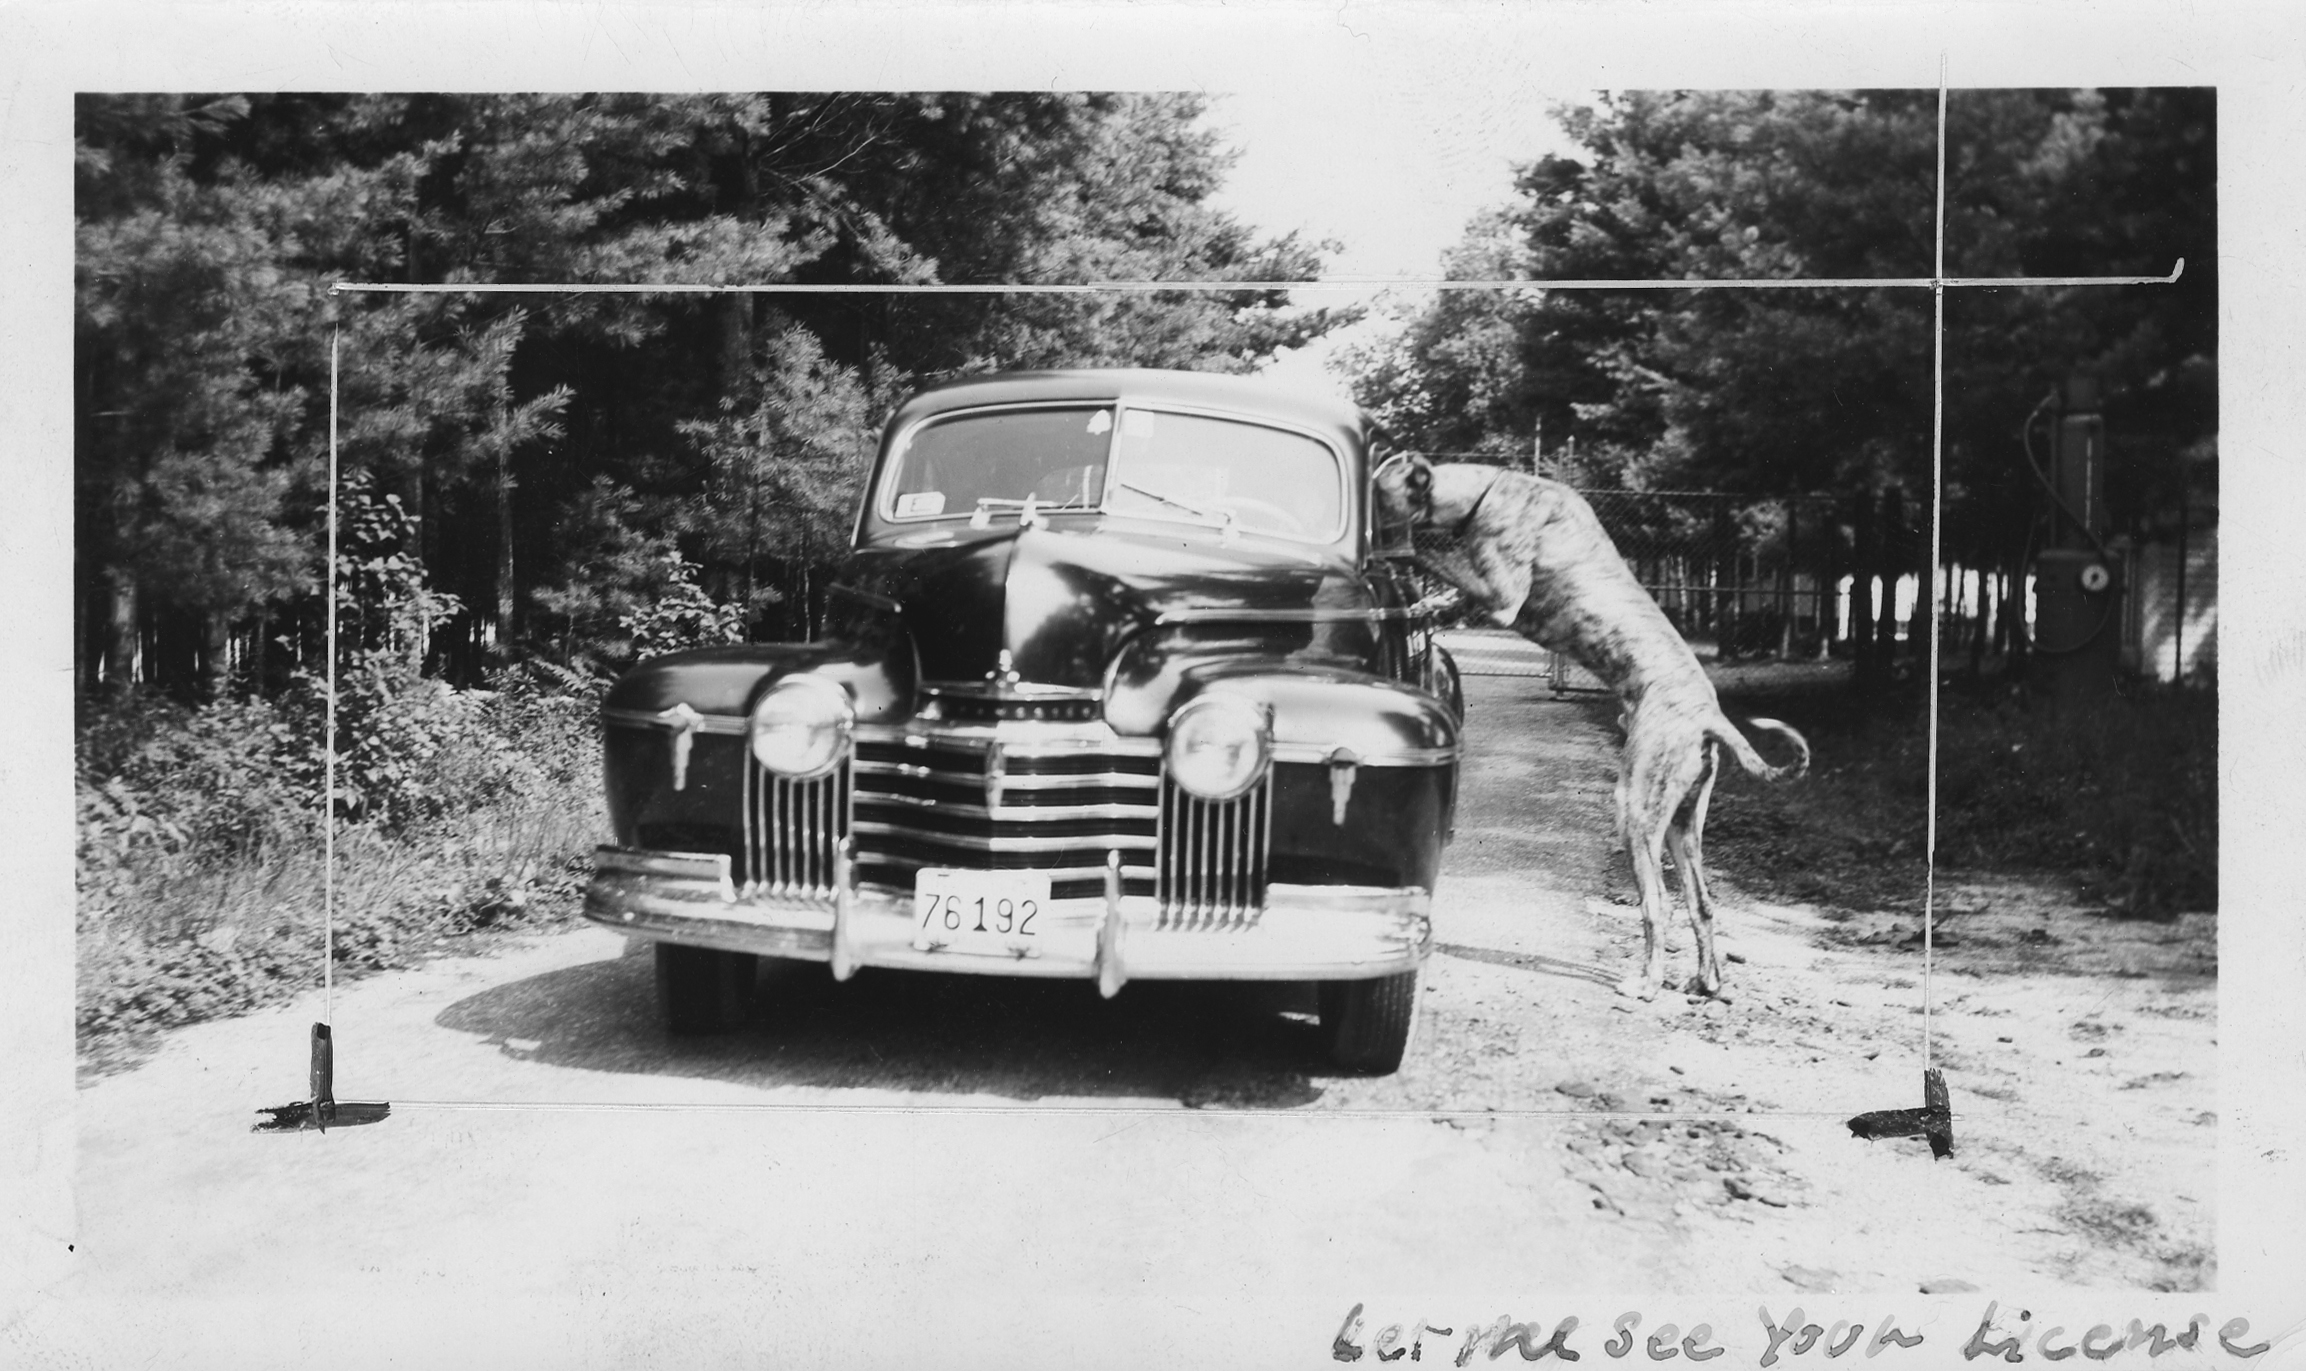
[584,368,1462,1071]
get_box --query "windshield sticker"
[1085,410,1112,435]
[895,491,946,518]
[1122,409,1157,437]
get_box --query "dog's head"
[1372,452,1436,529]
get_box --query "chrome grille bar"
[743,757,849,902]
[1157,771,1272,929]
[847,721,1161,900]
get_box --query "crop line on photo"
[1925,68,1949,1077]
[327,265,2182,296]
[380,1100,1950,1121]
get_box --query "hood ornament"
[987,648,1023,696]
[1327,746,1360,826]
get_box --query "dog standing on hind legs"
[1376,456,1812,1002]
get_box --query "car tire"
[1317,970,1419,1074]
[1429,644,1464,722]
[654,942,759,1034]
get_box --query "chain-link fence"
[1582,491,1843,658]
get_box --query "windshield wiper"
[1116,481,1234,531]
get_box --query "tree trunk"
[799,528,814,642]
[103,565,139,695]
[1970,564,1992,677]
[2004,547,2031,682]
[718,127,759,396]
[495,422,516,661]
[720,297,752,396]
[421,450,446,676]
[200,608,231,701]
[1851,493,1878,687]
[1875,487,1904,669]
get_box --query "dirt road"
[26,665,2216,1364]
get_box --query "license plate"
[910,869,1051,957]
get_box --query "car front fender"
[1176,665,1460,890]
[601,637,914,846]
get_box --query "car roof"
[883,368,1374,454]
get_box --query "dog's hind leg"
[1669,746,1725,997]
[1612,792,1673,1003]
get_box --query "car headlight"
[1164,695,1272,801]
[749,675,853,778]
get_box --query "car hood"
[839,519,1372,692]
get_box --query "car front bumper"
[583,844,1431,994]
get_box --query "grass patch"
[76,669,606,1069]
[1700,670,2216,918]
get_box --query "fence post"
[1779,499,1797,659]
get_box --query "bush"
[618,551,748,660]
[76,677,607,1057]
[76,691,315,879]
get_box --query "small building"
[2121,505,2217,684]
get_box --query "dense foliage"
[1343,89,2216,570]
[75,92,1346,693]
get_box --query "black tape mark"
[1845,1069,1953,1159]
[253,1022,391,1133]
[252,1100,392,1132]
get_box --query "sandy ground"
[20,664,2216,1365]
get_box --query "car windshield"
[883,403,1344,541]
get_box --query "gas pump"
[2028,377,2123,702]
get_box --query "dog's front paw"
[1684,974,1730,1004]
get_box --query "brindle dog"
[1377,456,1810,1001]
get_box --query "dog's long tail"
[1706,715,1811,783]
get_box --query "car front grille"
[1156,772,1272,930]
[741,759,850,901]
[737,722,1274,915]
[848,730,1162,901]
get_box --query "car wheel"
[654,942,759,1034]
[1316,970,1419,1074]
[1429,644,1464,722]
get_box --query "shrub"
[75,678,606,1054]
[618,551,748,659]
